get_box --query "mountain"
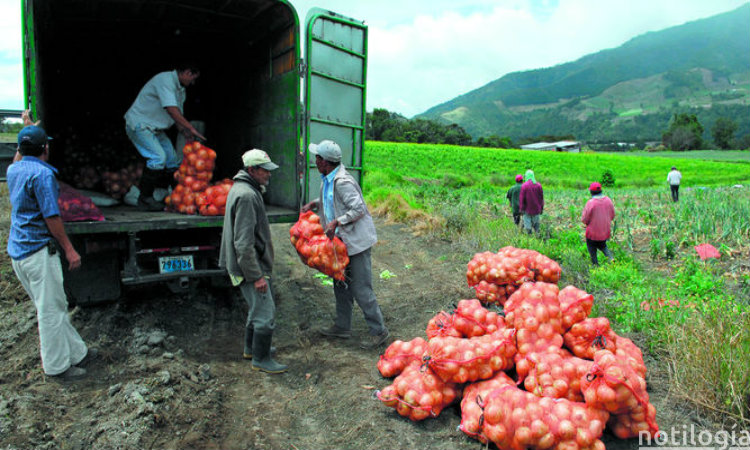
[418,3,750,144]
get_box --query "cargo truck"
[17,0,368,305]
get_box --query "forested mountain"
[418,3,750,144]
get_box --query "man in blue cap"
[6,125,98,380]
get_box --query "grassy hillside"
[418,4,750,142]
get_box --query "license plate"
[158,255,194,274]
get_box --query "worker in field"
[124,63,207,211]
[219,149,287,374]
[667,166,682,202]
[301,140,390,350]
[519,169,544,234]
[506,174,524,227]
[6,125,99,381]
[581,182,615,266]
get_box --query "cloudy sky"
[0,0,747,117]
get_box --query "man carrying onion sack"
[7,125,99,381]
[219,149,287,374]
[581,182,616,266]
[519,169,544,235]
[301,140,390,349]
[124,64,207,211]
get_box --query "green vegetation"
[365,141,750,422]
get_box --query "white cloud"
[0,0,747,115]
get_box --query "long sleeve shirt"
[519,181,544,215]
[581,195,615,241]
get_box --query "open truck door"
[303,8,368,202]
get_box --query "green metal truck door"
[303,8,368,202]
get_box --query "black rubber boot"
[243,327,253,359]
[251,332,287,374]
[138,168,164,211]
[243,327,276,360]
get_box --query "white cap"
[242,149,279,170]
[308,140,342,163]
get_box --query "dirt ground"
[0,218,717,450]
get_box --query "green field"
[364,141,750,422]
[614,149,750,163]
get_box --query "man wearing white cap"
[302,140,389,349]
[219,149,287,373]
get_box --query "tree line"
[366,108,749,151]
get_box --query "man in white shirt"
[124,64,206,211]
[667,166,682,202]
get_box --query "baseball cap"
[515,174,523,182]
[17,125,51,147]
[589,182,602,193]
[309,140,342,163]
[242,149,278,170]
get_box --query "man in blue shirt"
[7,125,97,380]
[125,64,206,211]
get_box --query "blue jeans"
[125,123,182,170]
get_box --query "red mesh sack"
[612,335,647,378]
[523,350,594,402]
[376,362,461,421]
[474,280,517,306]
[459,371,516,443]
[452,299,507,337]
[505,282,564,381]
[499,246,562,284]
[559,285,594,331]
[377,337,428,378]
[481,384,609,450]
[425,311,462,339]
[424,329,517,384]
[467,251,530,306]
[563,317,617,359]
[289,212,349,281]
[58,182,105,222]
[581,350,658,439]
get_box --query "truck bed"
[64,204,299,234]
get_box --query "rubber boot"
[138,168,165,211]
[243,327,254,360]
[243,327,276,360]
[251,332,287,374]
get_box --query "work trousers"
[239,277,276,335]
[12,246,88,376]
[125,123,182,171]
[333,248,387,336]
[670,185,680,202]
[586,238,613,266]
[523,214,541,234]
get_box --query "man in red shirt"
[581,182,615,265]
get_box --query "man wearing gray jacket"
[302,140,389,349]
[219,149,287,373]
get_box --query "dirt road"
[0,218,698,449]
